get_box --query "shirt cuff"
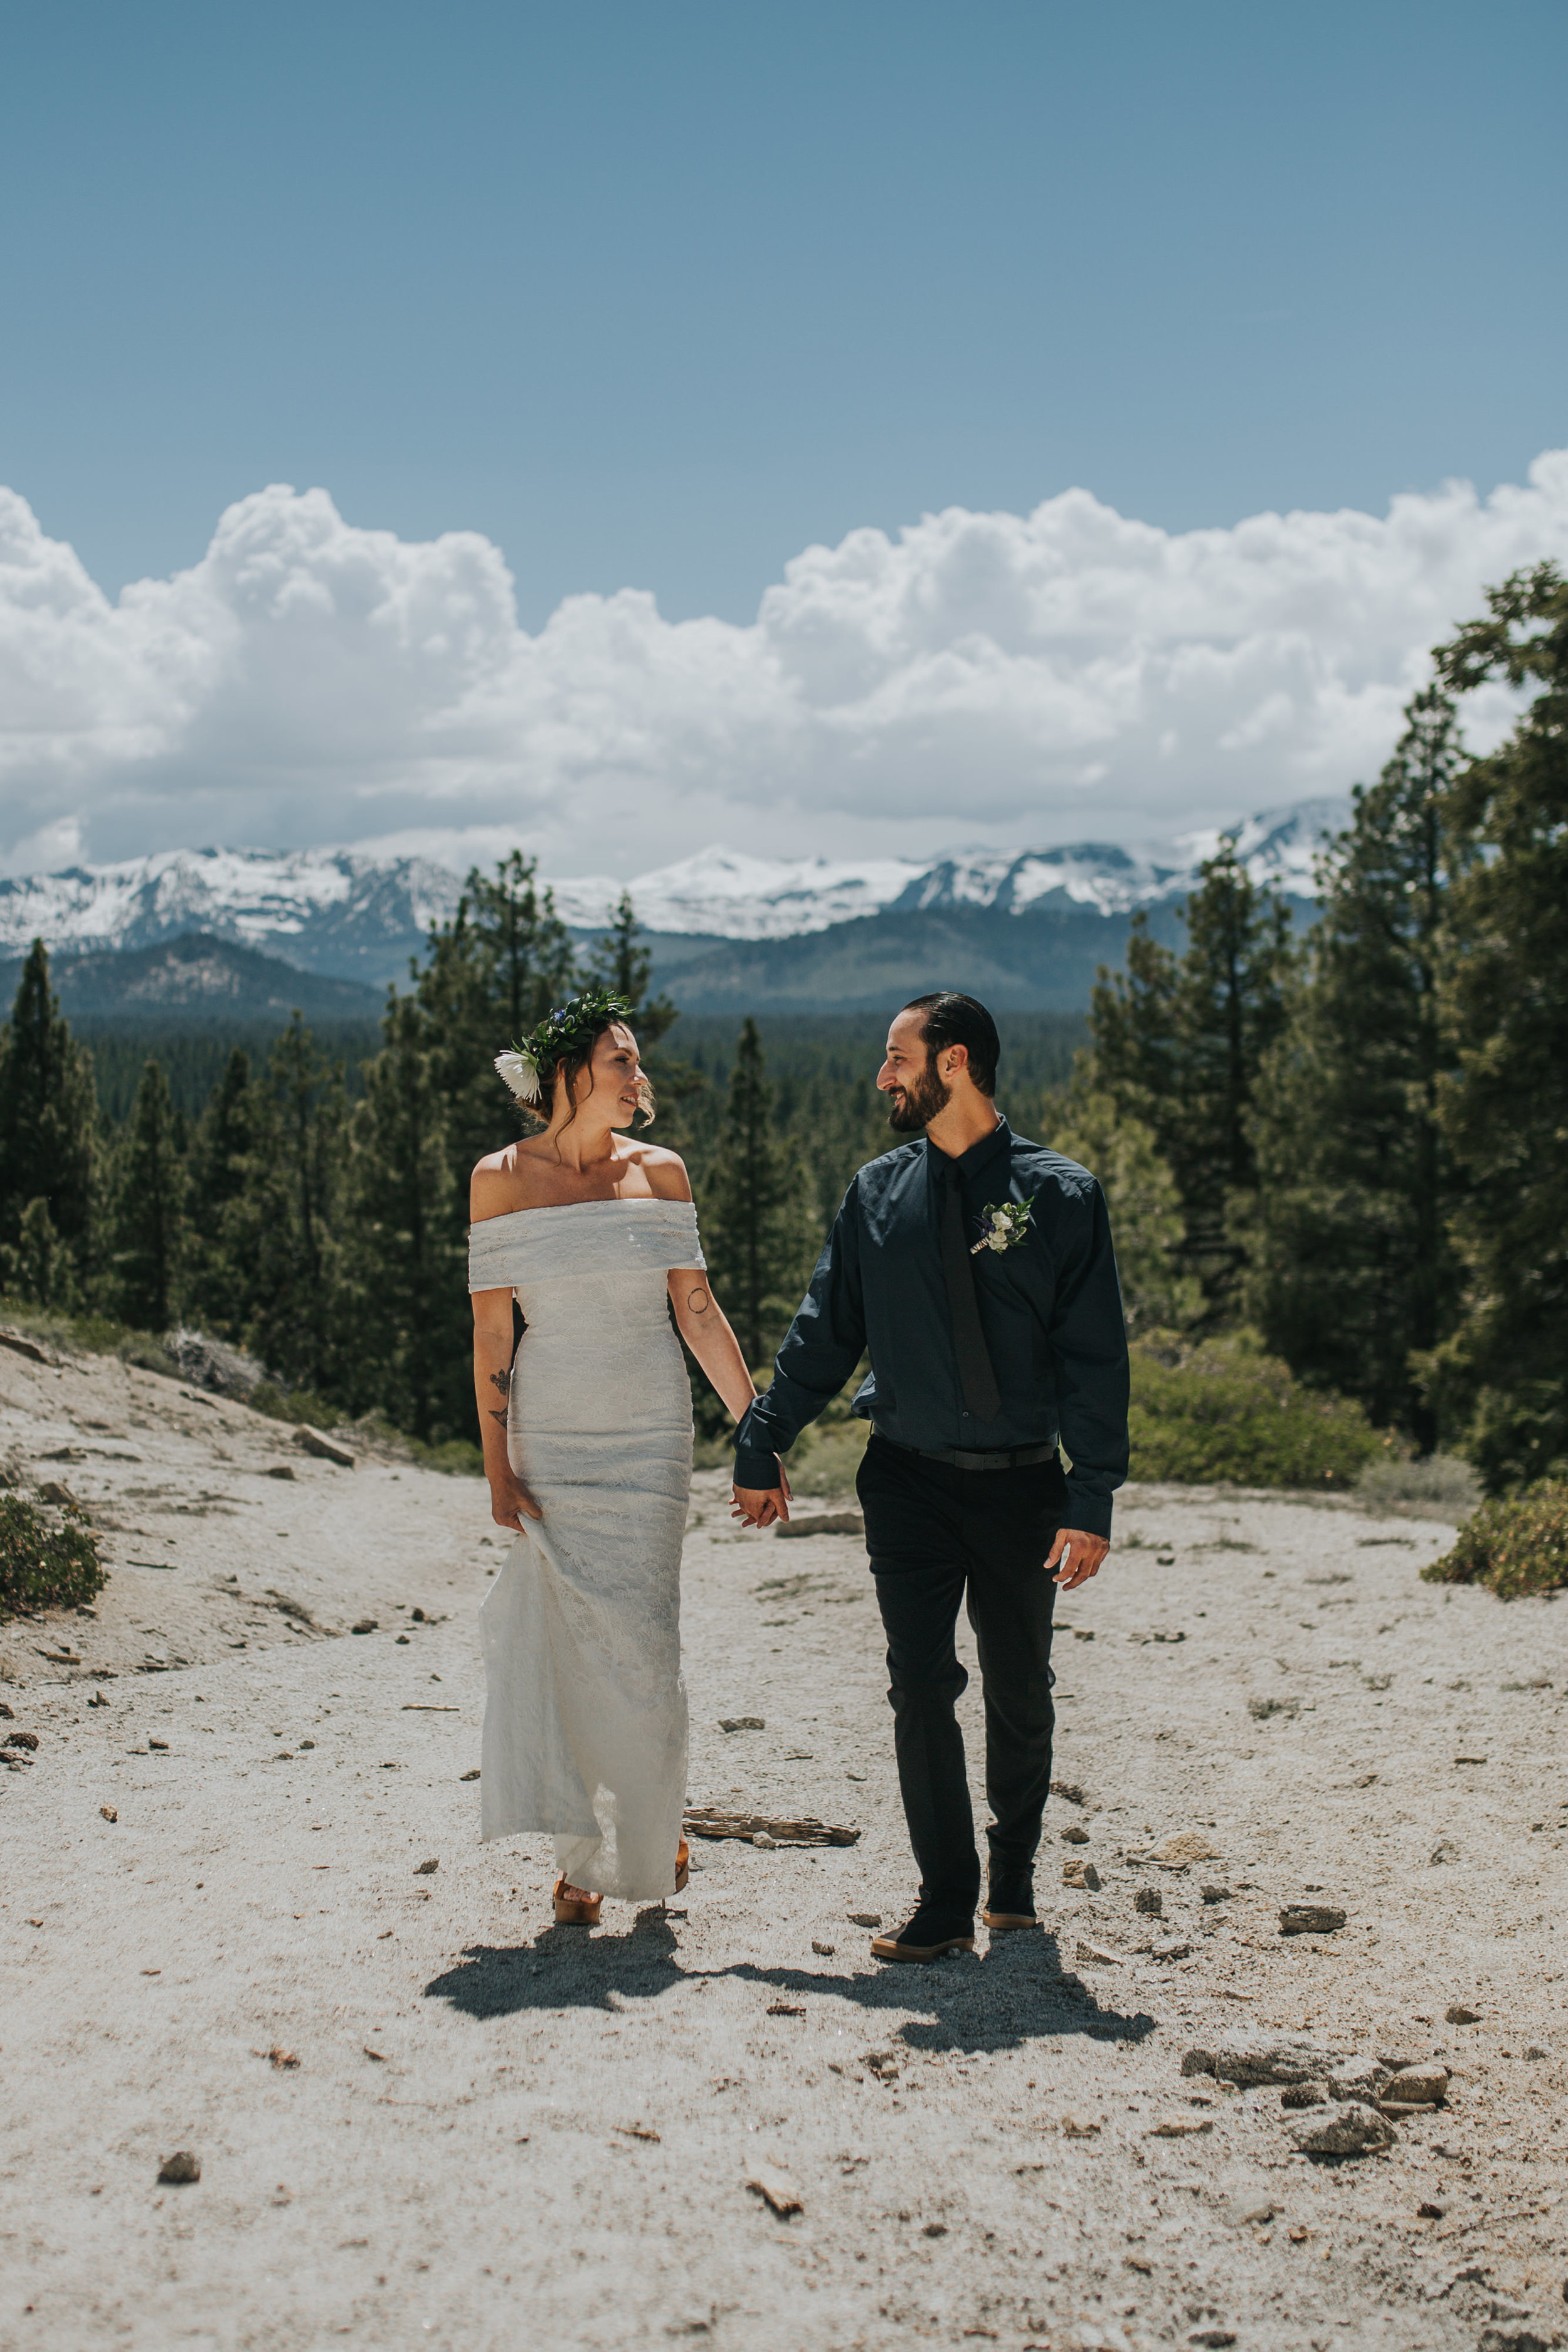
[1062,1482,1114,1542]
[733,1440,782,1491]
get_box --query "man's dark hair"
[901,992,1000,1097]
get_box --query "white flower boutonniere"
[972,1196,1034,1255]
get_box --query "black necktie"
[935,1160,1002,1423]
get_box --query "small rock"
[100,1804,117,1822]
[1145,1831,1219,1866]
[0,1702,13,1719]
[37,1479,78,1506]
[1189,2333,1237,2349]
[295,1424,355,1468]
[746,2163,802,2216]
[920,2220,946,2237]
[1279,1904,1347,1936]
[395,1635,410,1645]
[1135,1888,1164,1917]
[847,1912,882,1928]
[1281,2081,1328,2109]
[264,2045,299,2069]
[1151,1936,1192,1961]
[157,2150,201,2184]
[413,1858,439,1875]
[1061,1823,1091,1845]
[265,1465,297,1481]
[147,1737,169,1751]
[88,1690,109,1707]
[1522,2044,1550,2062]
[1416,2201,1445,2219]
[1248,1695,1299,1720]
[1182,2038,1338,2086]
[1288,2101,1397,2156]
[1060,2114,1100,2136]
[811,1939,835,1956]
[1444,2003,1481,2025]
[1147,2116,1213,2137]
[351,1619,378,1635]
[1380,2063,1449,2107]
[1201,1884,1231,1904]
[1328,2058,1392,2106]
[1075,1939,1120,1967]
[5,1729,40,1751]
[1429,1839,1461,1865]
[1062,1859,1101,1891]
[1050,1779,1087,1804]
[752,1833,777,1850]
[460,1768,480,1781]
[1477,2330,1552,2352]
[719,1717,765,1732]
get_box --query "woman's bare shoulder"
[630,1143,693,1202]
[470,1144,540,1216]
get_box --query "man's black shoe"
[869,1905,976,1963]
[982,1876,1039,1931]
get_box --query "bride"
[468,989,763,1924]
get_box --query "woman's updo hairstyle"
[494,989,655,1136]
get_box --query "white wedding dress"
[467,1197,703,1901]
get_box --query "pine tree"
[588,888,706,1146]
[0,940,98,1275]
[416,850,579,1186]
[107,1059,188,1332]
[1425,563,1568,1487]
[1046,1089,1202,1337]
[1242,689,1463,1444]
[1088,842,1292,1309]
[0,1198,72,1310]
[701,1019,815,1369]
[343,997,468,1438]
[241,1018,348,1392]
[183,1047,254,1331]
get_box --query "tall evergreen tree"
[1088,842,1292,1308]
[241,1018,348,1392]
[183,1047,254,1330]
[416,850,578,1186]
[1242,689,1463,1443]
[343,997,468,1438]
[1,1198,71,1310]
[107,1059,188,1332]
[0,940,98,1274]
[588,887,705,1146]
[1426,563,1568,1487]
[701,1019,815,1369]
[1046,1089,1202,1337]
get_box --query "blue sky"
[5,0,1565,627]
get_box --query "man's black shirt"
[733,1115,1130,1537]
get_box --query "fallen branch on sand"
[684,1807,860,1847]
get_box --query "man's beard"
[886,1052,950,1132]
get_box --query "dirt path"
[2,1340,1565,2349]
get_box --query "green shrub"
[401,1436,484,1478]
[0,1299,176,1378]
[0,1496,106,1619]
[1422,1480,1568,1600]
[250,1381,344,1430]
[1128,1332,1385,1488]
[1354,1452,1480,1513]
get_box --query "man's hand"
[489,1466,542,1532]
[1047,1527,1110,1590]
[731,1463,792,1529]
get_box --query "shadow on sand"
[424,1915,1155,2053]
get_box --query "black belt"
[872,1429,1059,1472]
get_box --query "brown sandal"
[675,1835,689,1894]
[553,1875,603,1926]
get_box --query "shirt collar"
[927,1114,1012,1185]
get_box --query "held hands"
[731,1460,793,1529]
[1047,1527,1110,1590]
[489,1466,543,1532]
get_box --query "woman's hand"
[489,1465,542,1532]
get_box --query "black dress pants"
[856,1433,1065,1917]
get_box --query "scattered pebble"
[413,1858,439,1875]
[1075,1939,1120,1967]
[847,1912,882,1929]
[1380,2063,1449,2108]
[719,1716,765,1732]
[157,2151,201,2185]
[1287,2102,1396,2156]
[5,1729,40,1752]
[148,1737,169,1751]
[265,1465,296,1481]
[1060,2114,1100,2137]
[1279,1903,1346,1936]
[1147,2116,1212,2137]
[1134,1888,1163,1917]
[1444,2003,1481,2024]
[1281,2081,1328,2109]
[1416,2201,1445,2219]
[811,1939,835,1957]
[1151,1937,1192,1961]
[1200,1883,1231,1904]
[746,2163,802,2216]
[1060,1823,1090,1845]
[100,1805,117,1822]
[1429,1840,1461,1865]
[1062,1859,1101,1891]
[351,1619,378,1636]
[460,1769,480,1781]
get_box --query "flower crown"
[494,989,635,1107]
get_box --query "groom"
[732,992,1129,1962]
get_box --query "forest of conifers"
[1,562,1565,1501]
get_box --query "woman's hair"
[548,1015,655,1140]
[901,990,1000,1096]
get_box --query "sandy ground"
[2,1335,1566,2352]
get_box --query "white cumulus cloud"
[2,455,1565,879]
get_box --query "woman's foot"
[675,1835,690,1894]
[553,1875,602,1926]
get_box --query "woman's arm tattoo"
[686,1286,711,1315]
[488,1365,511,1428]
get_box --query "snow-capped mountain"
[0,798,1348,982]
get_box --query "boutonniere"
[972,1197,1034,1255]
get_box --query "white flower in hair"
[494,1046,541,1104]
